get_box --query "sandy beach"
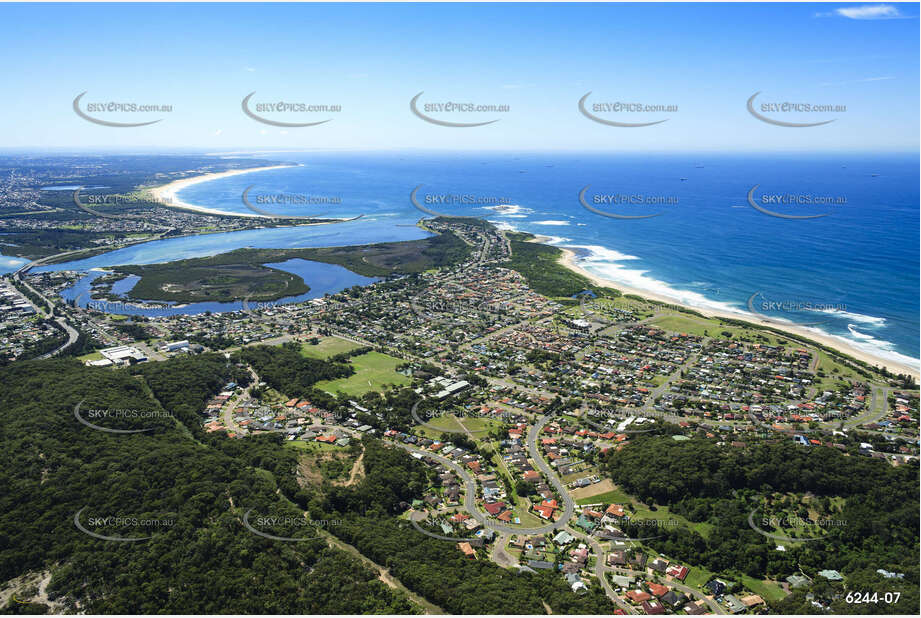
[550,242,919,379]
[148,164,296,217]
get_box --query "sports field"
[299,336,363,360]
[315,351,409,396]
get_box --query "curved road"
[221,367,261,434]
[12,231,177,360]
[607,565,725,614]
[37,318,79,359]
[561,525,637,615]
[393,412,575,536]
[395,414,644,613]
[392,440,567,536]
[525,413,576,526]
[13,262,80,359]
[490,532,519,568]
[523,413,635,614]
[526,414,721,614]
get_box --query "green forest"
[0,357,416,613]
[500,233,593,298]
[600,436,919,614]
[235,342,353,403]
[0,354,620,614]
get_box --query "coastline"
[548,241,919,379]
[148,164,296,217]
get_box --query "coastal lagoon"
[57,258,380,317]
[26,220,429,316]
[33,218,431,272]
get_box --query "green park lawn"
[683,565,717,589]
[456,416,502,435]
[287,440,344,452]
[649,314,787,346]
[814,349,865,389]
[413,414,503,440]
[576,488,714,538]
[413,414,467,438]
[738,575,788,602]
[315,351,409,397]
[299,336,363,360]
[679,565,787,602]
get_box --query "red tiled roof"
[483,502,506,516]
[666,564,689,580]
[457,542,477,557]
[626,590,651,603]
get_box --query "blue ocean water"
[10,151,919,367]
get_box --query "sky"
[0,2,918,152]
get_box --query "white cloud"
[819,76,895,86]
[244,67,256,72]
[820,4,906,20]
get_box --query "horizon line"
[1,147,918,156]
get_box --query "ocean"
[11,151,920,367]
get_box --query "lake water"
[58,258,380,317]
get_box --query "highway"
[14,259,80,358]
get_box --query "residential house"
[665,563,689,581]
[706,579,727,595]
[724,595,746,614]
[457,542,477,559]
[741,595,764,608]
[626,590,652,604]
[641,600,665,615]
[649,558,669,573]
[553,530,575,545]
[483,501,506,517]
[661,590,685,607]
[608,550,627,566]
